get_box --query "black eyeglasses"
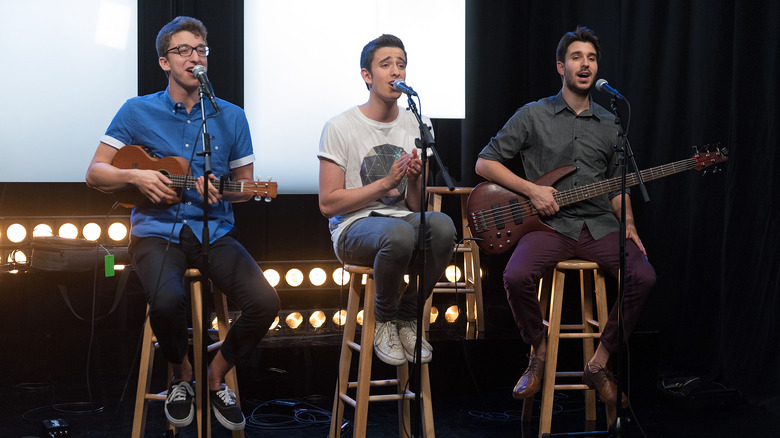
[165,44,209,57]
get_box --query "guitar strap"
[57,265,133,322]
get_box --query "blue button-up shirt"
[101,89,255,244]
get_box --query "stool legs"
[539,267,566,435]
[354,273,378,437]
[330,266,435,438]
[521,261,611,437]
[330,270,363,437]
[132,270,244,438]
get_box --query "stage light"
[6,223,27,243]
[356,309,364,326]
[269,315,280,330]
[332,267,349,286]
[263,269,281,287]
[83,222,102,241]
[444,305,460,323]
[32,223,54,237]
[58,223,78,239]
[332,309,347,326]
[285,312,304,329]
[8,249,27,264]
[309,267,327,287]
[430,306,439,324]
[445,265,462,283]
[107,222,128,241]
[309,310,327,328]
[285,268,304,287]
[404,274,410,284]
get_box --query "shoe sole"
[374,349,406,366]
[165,405,194,428]
[212,407,245,431]
[401,346,432,364]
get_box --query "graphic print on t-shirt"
[360,144,407,205]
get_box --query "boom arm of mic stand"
[407,96,455,191]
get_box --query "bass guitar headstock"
[691,143,728,175]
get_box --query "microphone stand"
[542,96,647,438]
[197,86,214,438]
[608,93,648,437]
[405,93,454,437]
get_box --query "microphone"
[595,79,625,100]
[392,79,418,96]
[192,65,220,113]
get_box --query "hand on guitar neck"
[111,145,278,208]
[467,146,728,255]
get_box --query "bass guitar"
[467,146,728,255]
[111,145,277,207]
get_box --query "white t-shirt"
[318,105,433,251]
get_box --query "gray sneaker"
[397,320,433,363]
[374,321,406,365]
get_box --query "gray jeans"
[335,212,456,321]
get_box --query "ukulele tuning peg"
[691,145,700,155]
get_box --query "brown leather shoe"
[513,354,545,400]
[582,364,629,407]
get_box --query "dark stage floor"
[1,271,778,438]
[3,328,780,438]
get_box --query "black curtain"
[134,0,779,409]
[460,0,780,411]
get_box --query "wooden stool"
[424,187,485,338]
[330,265,435,438]
[132,268,244,438]
[522,259,616,437]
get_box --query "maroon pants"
[503,226,655,354]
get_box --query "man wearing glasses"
[85,16,279,431]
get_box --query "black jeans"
[129,225,280,366]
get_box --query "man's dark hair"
[360,34,407,90]
[156,16,208,58]
[555,26,600,63]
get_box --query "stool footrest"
[453,246,473,253]
[339,391,417,408]
[346,378,401,389]
[555,371,586,378]
[347,341,362,352]
[554,384,591,391]
[433,286,475,293]
[559,332,602,339]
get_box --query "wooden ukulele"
[111,145,277,207]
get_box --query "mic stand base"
[540,413,629,438]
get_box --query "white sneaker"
[374,321,406,365]
[397,320,433,363]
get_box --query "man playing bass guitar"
[475,26,655,407]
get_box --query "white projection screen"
[0,0,137,183]
[0,1,464,192]
[245,0,466,194]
